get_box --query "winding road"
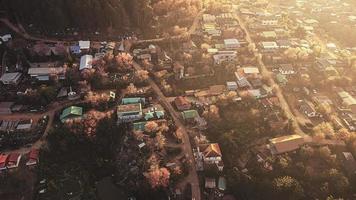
[133,62,201,200]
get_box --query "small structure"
[26,149,39,167]
[268,134,305,155]
[117,103,143,123]
[80,55,93,70]
[242,67,260,75]
[121,97,145,105]
[174,96,191,111]
[60,106,83,123]
[0,154,9,171]
[79,40,90,50]
[224,39,240,49]
[226,81,238,91]
[261,41,279,52]
[182,110,199,122]
[261,31,277,38]
[16,119,33,131]
[28,67,66,81]
[6,153,22,169]
[0,72,22,85]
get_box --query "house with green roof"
[121,97,145,105]
[60,106,83,122]
[182,110,199,121]
[133,121,147,131]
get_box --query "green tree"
[273,176,304,200]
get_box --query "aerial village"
[0,0,356,199]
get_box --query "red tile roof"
[0,154,9,169]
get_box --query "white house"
[224,39,240,50]
[80,55,93,70]
[78,40,90,50]
[0,72,22,85]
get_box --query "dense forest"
[0,0,153,32]
[0,0,202,36]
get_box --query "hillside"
[0,0,153,32]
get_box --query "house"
[26,149,39,166]
[79,40,90,50]
[121,97,145,105]
[224,39,240,49]
[338,91,356,113]
[213,51,237,65]
[182,110,199,122]
[16,119,33,131]
[174,96,191,111]
[203,14,216,23]
[205,178,216,189]
[60,106,83,123]
[28,67,66,81]
[0,102,14,115]
[0,154,9,171]
[198,143,224,171]
[279,64,296,75]
[339,152,356,176]
[0,72,22,85]
[6,153,22,169]
[117,103,143,123]
[268,134,305,155]
[261,42,279,52]
[261,31,277,39]
[226,81,238,91]
[80,55,93,70]
[242,67,260,75]
[299,100,317,118]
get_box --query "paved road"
[133,62,201,200]
[236,15,347,146]
[235,15,312,140]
